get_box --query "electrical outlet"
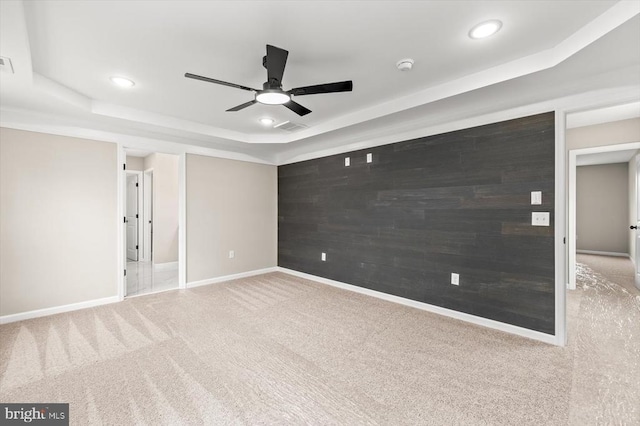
[451,273,459,286]
[531,212,550,226]
[366,153,373,163]
[344,157,350,167]
[229,250,235,259]
[321,252,327,261]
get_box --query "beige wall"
[186,154,277,282]
[576,163,629,254]
[126,155,145,171]
[144,153,179,264]
[0,128,118,316]
[567,118,640,151]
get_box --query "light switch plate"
[321,252,326,261]
[229,250,235,259]
[344,157,350,167]
[366,153,373,163]
[531,191,542,205]
[532,212,550,226]
[451,273,459,285]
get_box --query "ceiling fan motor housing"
[185,44,353,116]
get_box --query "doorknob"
[631,225,638,230]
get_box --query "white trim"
[277,268,557,345]
[568,141,640,289]
[568,147,578,290]
[576,250,630,258]
[186,267,279,289]
[178,153,187,289]
[555,110,567,347]
[153,261,179,271]
[143,168,153,262]
[0,296,120,325]
[117,145,126,301]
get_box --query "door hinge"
[136,245,139,250]
[136,214,139,219]
[123,163,126,170]
[123,216,126,223]
[136,182,138,187]
[563,237,566,244]
[124,269,127,276]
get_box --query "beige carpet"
[0,260,638,425]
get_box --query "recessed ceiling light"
[259,117,274,126]
[469,20,502,39]
[110,76,135,88]
[396,58,414,71]
[255,90,290,105]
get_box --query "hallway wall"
[576,163,629,254]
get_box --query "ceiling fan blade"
[289,80,353,96]
[283,100,311,116]
[226,100,258,112]
[266,45,288,85]
[185,73,257,92]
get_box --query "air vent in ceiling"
[274,121,308,132]
[0,56,15,74]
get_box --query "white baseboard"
[153,261,179,270]
[576,250,630,258]
[186,267,279,289]
[0,295,120,325]
[277,267,559,346]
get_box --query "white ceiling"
[577,148,638,166]
[1,0,639,164]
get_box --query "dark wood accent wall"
[278,112,556,334]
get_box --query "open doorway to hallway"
[565,101,640,348]
[124,149,180,297]
[566,102,640,291]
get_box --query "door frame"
[636,155,640,289]
[117,148,186,301]
[142,168,153,262]
[567,141,640,289]
[125,170,143,262]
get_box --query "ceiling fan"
[185,44,353,116]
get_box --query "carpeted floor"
[0,256,638,425]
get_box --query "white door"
[126,174,139,261]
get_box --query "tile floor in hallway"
[126,261,178,297]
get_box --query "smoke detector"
[0,56,15,74]
[396,58,414,71]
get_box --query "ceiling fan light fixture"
[110,76,135,88]
[256,90,290,105]
[469,20,502,39]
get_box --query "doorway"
[124,151,180,297]
[568,142,640,289]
